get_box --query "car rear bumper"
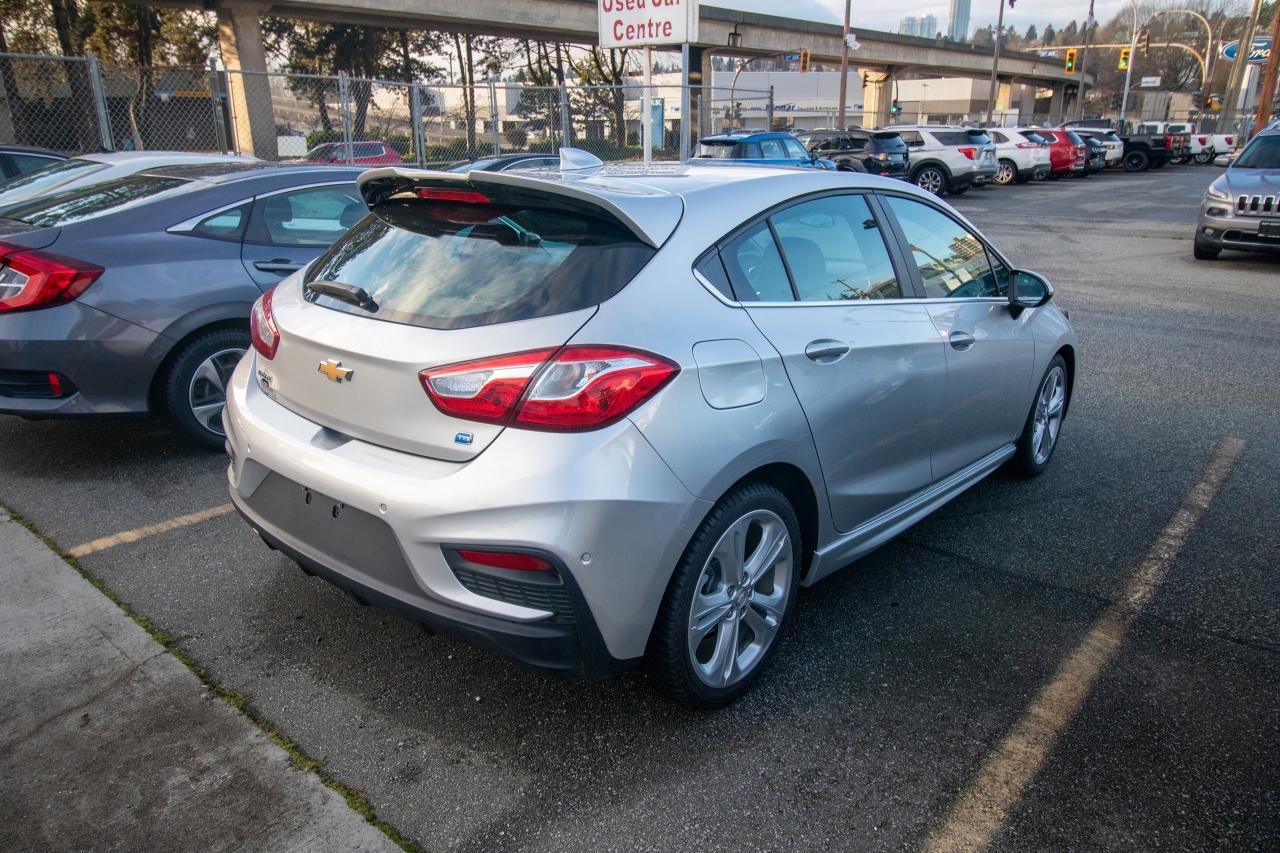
[0,302,160,417]
[1196,209,1280,254]
[223,353,709,672]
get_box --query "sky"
[714,0,1134,37]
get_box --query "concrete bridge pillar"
[861,70,894,129]
[217,2,276,158]
[1047,83,1066,123]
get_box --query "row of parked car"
[695,121,1235,198]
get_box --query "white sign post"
[598,0,700,165]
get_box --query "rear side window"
[191,203,250,242]
[989,132,1008,144]
[721,221,792,302]
[696,141,738,159]
[306,197,656,330]
[4,175,188,226]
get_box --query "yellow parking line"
[67,503,236,558]
[925,437,1245,853]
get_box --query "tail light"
[1198,136,1208,145]
[250,289,280,359]
[1164,134,1175,149]
[1225,135,1234,146]
[0,241,103,314]
[420,345,679,432]
[957,147,977,160]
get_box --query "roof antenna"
[559,147,604,172]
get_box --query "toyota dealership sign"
[598,0,699,49]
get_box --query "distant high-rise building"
[898,14,938,38]
[947,0,971,41]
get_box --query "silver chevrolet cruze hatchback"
[225,154,1077,706]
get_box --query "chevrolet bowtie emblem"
[318,359,354,383]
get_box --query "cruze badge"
[318,359,354,383]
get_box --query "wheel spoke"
[192,359,226,395]
[690,590,731,640]
[712,520,747,587]
[741,604,777,649]
[708,616,739,687]
[743,522,787,587]
[190,401,226,428]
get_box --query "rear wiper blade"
[305,279,378,312]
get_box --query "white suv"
[885,125,999,196]
[987,128,1052,184]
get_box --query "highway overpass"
[205,0,1091,156]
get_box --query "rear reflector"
[420,345,678,432]
[415,188,491,203]
[0,241,103,314]
[250,289,280,360]
[456,549,553,572]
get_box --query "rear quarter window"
[305,197,656,330]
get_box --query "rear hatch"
[869,132,908,169]
[935,129,996,167]
[259,173,671,461]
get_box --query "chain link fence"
[0,51,776,164]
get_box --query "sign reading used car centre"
[598,0,699,49]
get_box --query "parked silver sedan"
[224,154,1078,706]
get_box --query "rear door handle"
[254,259,304,273]
[949,331,977,351]
[805,340,850,363]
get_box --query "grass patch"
[1,502,417,852]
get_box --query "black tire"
[1193,151,1214,165]
[1014,172,1031,184]
[160,327,249,450]
[1193,240,1220,260]
[995,158,1017,186]
[1123,150,1150,172]
[645,482,802,708]
[911,164,947,196]
[1009,354,1069,478]
[947,185,969,196]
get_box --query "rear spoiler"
[357,159,684,248]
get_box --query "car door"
[781,136,813,167]
[240,182,363,289]
[880,194,1034,480]
[719,192,946,532]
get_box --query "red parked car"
[1024,128,1087,178]
[304,141,404,166]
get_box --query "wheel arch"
[719,462,821,580]
[147,303,253,412]
[910,158,952,179]
[1055,343,1076,415]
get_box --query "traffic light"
[1065,48,1078,73]
[1139,29,1150,55]
[890,100,902,115]
[799,48,811,73]
[1117,48,1131,71]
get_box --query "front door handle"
[949,331,977,351]
[805,340,850,363]
[254,259,304,273]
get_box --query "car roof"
[358,161,938,248]
[79,151,258,166]
[139,161,364,184]
[699,131,794,142]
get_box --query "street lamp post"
[985,0,1008,127]
[1118,0,1139,129]
[838,0,852,128]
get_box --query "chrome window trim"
[253,179,358,202]
[166,199,251,234]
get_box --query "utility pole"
[1078,1,1095,121]
[1119,0,1139,130]
[985,0,1008,127]
[1252,2,1280,137]
[1222,0,1264,140]
[837,0,852,128]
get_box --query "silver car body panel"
[225,164,1078,669]
[1196,137,1280,255]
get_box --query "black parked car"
[794,129,909,178]
[1082,136,1108,175]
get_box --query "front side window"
[760,138,787,159]
[770,195,901,301]
[246,185,363,247]
[783,138,809,159]
[885,196,1000,299]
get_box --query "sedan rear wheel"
[646,482,801,707]
[913,165,946,196]
[162,328,249,450]
[995,159,1017,186]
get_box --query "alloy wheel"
[687,509,793,689]
[1031,366,1066,466]
[187,347,244,438]
[915,167,944,195]
[996,161,1015,185]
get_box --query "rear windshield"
[304,196,656,330]
[2,175,188,226]
[1234,135,1280,169]
[1062,130,1084,145]
[934,130,991,146]
[696,141,741,159]
[0,157,105,198]
[871,132,907,152]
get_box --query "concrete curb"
[0,511,402,852]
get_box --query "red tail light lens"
[0,241,103,314]
[250,289,280,359]
[1198,136,1208,145]
[416,188,491,203]
[1225,136,1234,146]
[456,549,553,572]
[420,345,679,432]
[957,146,977,160]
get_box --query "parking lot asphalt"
[2,165,1277,851]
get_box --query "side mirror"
[1213,154,1230,167]
[1008,269,1054,312]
